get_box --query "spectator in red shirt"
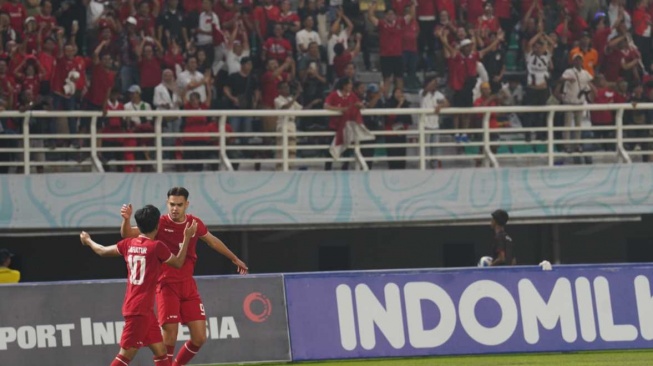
[1,0,26,36]
[260,57,294,109]
[23,17,39,54]
[474,82,501,129]
[181,84,213,171]
[477,3,500,43]
[633,0,652,72]
[324,77,366,164]
[253,0,280,41]
[135,39,164,105]
[35,1,57,40]
[402,7,419,89]
[86,41,117,113]
[278,0,301,37]
[260,57,294,134]
[592,13,611,65]
[14,56,45,98]
[333,33,361,79]
[368,0,415,95]
[590,73,623,150]
[100,88,126,170]
[439,28,503,142]
[136,1,156,38]
[263,24,293,63]
[162,38,185,75]
[461,0,484,25]
[51,30,85,139]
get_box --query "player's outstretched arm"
[80,231,121,258]
[120,203,141,238]
[165,220,198,268]
[201,232,249,274]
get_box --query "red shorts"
[156,278,206,325]
[120,313,162,349]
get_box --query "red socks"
[172,341,201,366]
[110,354,131,366]
[166,345,176,363]
[154,354,171,366]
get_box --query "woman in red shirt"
[324,77,365,168]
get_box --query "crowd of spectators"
[0,0,652,172]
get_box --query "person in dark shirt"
[490,209,516,265]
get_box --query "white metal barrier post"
[22,114,30,175]
[155,116,163,173]
[546,111,555,166]
[482,112,498,167]
[615,108,631,164]
[219,115,234,171]
[418,113,426,170]
[89,116,104,173]
[282,117,289,172]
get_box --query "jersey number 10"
[128,255,146,285]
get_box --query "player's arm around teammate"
[120,202,248,273]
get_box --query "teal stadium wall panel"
[1,165,653,229]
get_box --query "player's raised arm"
[201,232,249,274]
[165,220,198,268]
[80,231,121,257]
[120,203,141,238]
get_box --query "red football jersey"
[155,214,208,284]
[116,236,173,316]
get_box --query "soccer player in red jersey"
[80,205,198,366]
[120,187,248,366]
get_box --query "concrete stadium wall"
[2,264,653,364]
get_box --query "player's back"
[156,214,208,283]
[117,236,173,316]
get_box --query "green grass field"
[203,350,653,366]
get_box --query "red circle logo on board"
[243,292,272,323]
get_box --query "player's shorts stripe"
[185,343,198,354]
[115,357,129,366]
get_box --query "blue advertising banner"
[285,264,653,361]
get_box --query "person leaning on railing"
[384,87,411,170]
[100,88,127,172]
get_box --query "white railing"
[0,103,652,174]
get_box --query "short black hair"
[167,186,189,199]
[0,248,13,263]
[134,205,161,234]
[334,43,345,56]
[491,209,509,226]
[335,77,351,91]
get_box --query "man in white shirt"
[124,85,153,127]
[561,53,595,153]
[420,77,449,168]
[177,56,208,102]
[196,3,220,47]
[154,69,183,159]
[274,82,303,170]
[295,16,322,54]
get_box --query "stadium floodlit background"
[3,0,653,365]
